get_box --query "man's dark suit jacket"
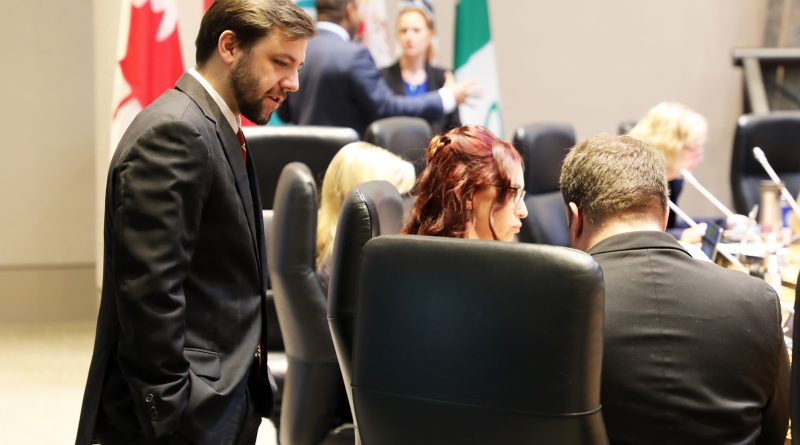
[590,231,789,445]
[381,60,461,135]
[76,73,273,444]
[277,27,444,136]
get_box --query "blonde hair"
[628,102,707,179]
[316,142,416,269]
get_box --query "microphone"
[681,168,762,243]
[667,200,747,271]
[681,169,735,218]
[752,146,800,219]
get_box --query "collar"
[317,21,351,41]
[588,230,692,257]
[188,67,241,134]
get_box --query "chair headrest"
[512,123,575,194]
[244,125,359,210]
[355,235,604,413]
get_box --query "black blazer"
[590,231,789,445]
[381,60,461,135]
[278,28,444,137]
[76,73,274,444]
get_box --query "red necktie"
[236,128,247,163]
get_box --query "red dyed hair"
[402,125,523,239]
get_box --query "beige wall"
[0,2,96,321]
[489,0,767,216]
[0,1,769,321]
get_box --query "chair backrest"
[244,125,359,210]
[268,162,347,445]
[363,116,432,174]
[520,192,570,246]
[512,122,575,194]
[731,112,800,214]
[617,119,637,135]
[326,180,405,427]
[352,235,608,444]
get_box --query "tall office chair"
[326,180,405,443]
[269,163,353,445]
[352,235,608,444]
[261,209,287,423]
[730,112,800,214]
[244,125,359,209]
[363,116,432,173]
[512,123,575,246]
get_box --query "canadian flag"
[110,0,184,152]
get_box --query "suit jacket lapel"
[175,73,260,262]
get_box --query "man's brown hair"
[196,0,316,65]
[315,0,354,23]
[559,133,668,226]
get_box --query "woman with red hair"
[403,125,528,241]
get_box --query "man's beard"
[230,54,273,125]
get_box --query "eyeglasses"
[511,187,526,205]
[492,185,526,204]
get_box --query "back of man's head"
[195,0,315,66]
[316,0,354,22]
[560,133,668,227]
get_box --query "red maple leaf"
[115,1,184,116]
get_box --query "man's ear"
[217,30,239,66]
[567,202,583,244]
[660,205,669,231]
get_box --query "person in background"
[560,133,789,445]
[403,125,527,240]
[277,0,480,137]
[381,0,461,134]
[75,1,315,444]
[627,101,714,241]
[316,142,416,289]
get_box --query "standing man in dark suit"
[76,1,315,444]
[559,133,790,444]
[277,0,479,137]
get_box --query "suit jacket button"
[144,393,155,403]
[150,407,159,420]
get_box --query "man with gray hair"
[560,133,789,444]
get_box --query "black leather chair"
[730,112,800,214]
[617,119,637,135]
[268,163,352,445]
[352,235,608,444]
[326,180,405,443]
[244,125,359,210]
[363,116,432,174]
[512,123,575,246]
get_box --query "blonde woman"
[316,142,416,289]
[628,102,712,240]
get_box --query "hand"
[444,71,484,105]
[679,223,706,244]
[725,213,752,231]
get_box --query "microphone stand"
[753,146,800,219]
[681,168,763,244]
